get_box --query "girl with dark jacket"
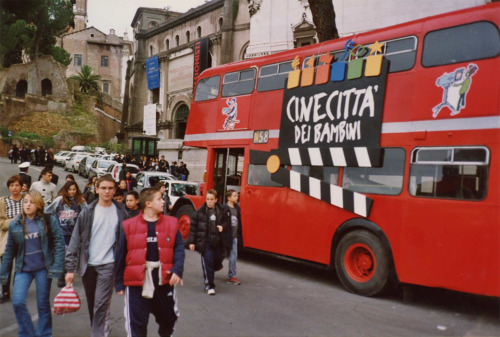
[0,191,65,337]
[83,176,98,204]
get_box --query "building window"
[41,79,52,96]
[103,83,109,94]
[218,17,223,32]
[197,26,202,39]
[166,39,169,51]
[150,45,153,57]
[186,31,190,43]
[175,35,179,47]
[174,104,189,139]
[74,54,82,66]
[101,55,108,67]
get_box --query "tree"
[0,0,74,68]
[307,0,339,42]
[0,17,33,68]
[70,65,102,96]
[51,45,72,67]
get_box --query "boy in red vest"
[115,188,185,337]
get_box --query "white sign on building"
[143,103,157,135]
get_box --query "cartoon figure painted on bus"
[432,63,478,118]
[222,97,240,130]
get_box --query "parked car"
[105,163,140,182]
[56,152,73,166]
[71,145,86,152]
[135,172,177,191]
[79,156,99,177]
[88,159,117,180]
[65,153,90,172]
[54,151,71,165]
[135,172,198,204]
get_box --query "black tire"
[335,230,390,297]
[175,205,195,243]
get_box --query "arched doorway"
[41,78,52,96]
[16,80,28,98]
[174,103,189,139]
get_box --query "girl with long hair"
[0,191,65,336]
[46,181,87,287]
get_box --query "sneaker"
[207,288,215,296]
[226,277,241,285]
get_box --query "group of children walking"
[0,172,242,337]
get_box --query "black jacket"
[188,202,229,253]
[222,203,242,252]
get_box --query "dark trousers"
[124,269,178,337]
[201,244,223,290]
[82,263,114,337]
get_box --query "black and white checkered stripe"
[271,168,373,217]
[249,147,383,167]
[285,147,383,167]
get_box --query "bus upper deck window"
[222,68,256,97]
[257,60,293,92]
[194,76,221,102]
[422,21,500,67]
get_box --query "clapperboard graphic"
[250,40,389,217]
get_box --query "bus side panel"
[397,132,500,297]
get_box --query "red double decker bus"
[173,3,500,297]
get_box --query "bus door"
[212,148,244,200]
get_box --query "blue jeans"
[12,269,52,337]
[228,238,238,278]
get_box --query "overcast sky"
[87,0,206,37]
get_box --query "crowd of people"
[110,154,191,181]
[0,157,242,337]
[9,145,55,166]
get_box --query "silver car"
[79,156,99,177]
[88,160,117,180]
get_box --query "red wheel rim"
[178,215,191,241]
[344,243,376,282]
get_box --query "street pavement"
[0,157,499,336]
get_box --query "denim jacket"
[0,214,65,284]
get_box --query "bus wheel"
[335,230,390,297]
[176,205,194,242]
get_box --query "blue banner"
[146,56,160,90]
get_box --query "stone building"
[125,0,250,180]
[58,0,133,103]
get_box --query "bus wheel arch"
[173,198,196,243]
[331,219,398,297]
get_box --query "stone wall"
[0,55,73,126]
